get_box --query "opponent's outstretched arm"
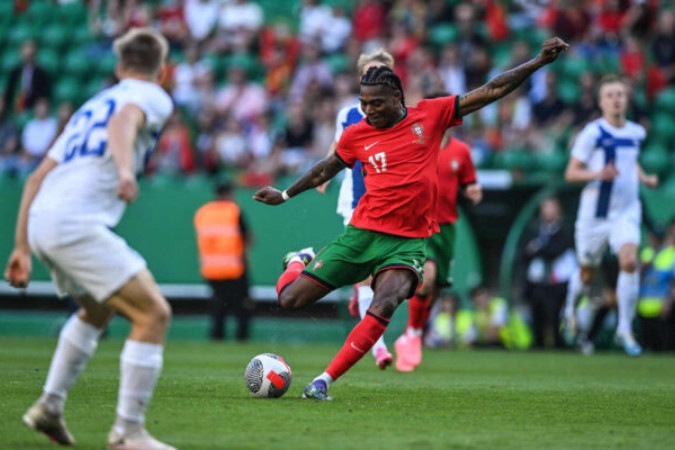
[253,154,346,205]
[459,37,569,117]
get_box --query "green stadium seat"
[36,49,59,74]
[72,27,95,47]
[57,2,88,26]
[63,50,91,79]
[494,148,533,172]
[651,111,675,143]
[40,23,71,52]
[535,151,567,173]
[97,53,117,77]
[639,144,669,177]
[53,77,82,106]
[557,79,580,105]
[324,53,350,74]
[7,22,38,46]
[25,1,55,27]
[428,24,458,47]
[654,88,675,114]
[1,51,21,73]
[0,2,16,27]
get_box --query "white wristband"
[281,190,290,201]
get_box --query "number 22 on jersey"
[63,99,116,163]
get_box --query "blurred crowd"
[1,0,674,184]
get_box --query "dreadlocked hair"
[360,66,405,107]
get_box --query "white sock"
[564,270,588,319]
[357,286,388,356]
[616,271,639,336]
[314,372,334,387]
[41,315,102,412]
[114,340,163,436]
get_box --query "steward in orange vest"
[194,180,251,341]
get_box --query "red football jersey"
[435,137,477,224]
[336,96,462,238]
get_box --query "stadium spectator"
[0,98,20,176]
[520,196,576,349]
[150,109,196,175]
[651,9,675,85]
[288,41,334,103]
[438,44,467,98]
[214,114,251,171]
[156,0,190,48]
[171,42,212,114]
[214,64,268,126]
[194,179,252,341]
[424,292,460,348]
[4,27,177,450]
[271,100,317,175]
[18,98,58,177]
[320,5,353,54]
[298,0,333,45]
[352,0,388,46]
[212,0,264,54]
[460,285,509,348]
[562,75,659,357]
[253,37,569,400]
[184,0,219,44]
[3,40,51,114]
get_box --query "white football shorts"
[574,215,640,267]
[28,214,147,302]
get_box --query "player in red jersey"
[254,37,568,400]
[394,132,482,371]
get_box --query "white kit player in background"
[4,28,177,450]
[562,75,658,357]
[316,49,396,370]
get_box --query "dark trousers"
[208,277,251,341]
[526,282,567,349]
[638,313,675,352]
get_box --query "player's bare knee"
[278,291,303,309]
[620,259,638,273]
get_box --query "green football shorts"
[425,223,456,287]
[302,225,426,297]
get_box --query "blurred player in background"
[395,124,482,372]
[4,28,177,450]
[563,75,658,357]
[254,37,569,400]
[316,48,396,370]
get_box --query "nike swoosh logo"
[364,141,380,151]
[350,342,365,353]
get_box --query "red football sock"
[276,261,305,296]
[325,312,389,381]
[407,294,430,331]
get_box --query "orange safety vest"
[194,200,245,280]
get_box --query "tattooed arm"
[458,37,569,117]
[253,154,346,205]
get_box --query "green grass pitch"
[1,336,674,449]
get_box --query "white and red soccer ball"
[244,353,292,398]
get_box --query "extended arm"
[316,139,338,194]
[4,157,58,288]
[253,154,346,205]
[108,104,146,202]
[458,38,569,117]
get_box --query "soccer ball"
[244,353,292,398]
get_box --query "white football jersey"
[335,104,367,225]
[31,79,173,227]
[571,117,645,222]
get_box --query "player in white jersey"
[316,49,396,369]
[4,28,177,450]
[562,75,658,356]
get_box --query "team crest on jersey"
[411,122,427,144]
[450,159,460,172]
[313,260,323,270]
